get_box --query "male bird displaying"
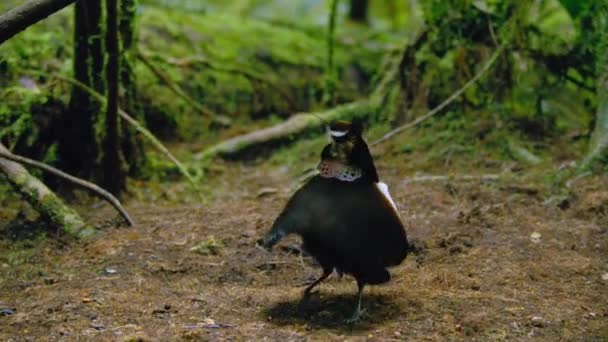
[260,120,409,322]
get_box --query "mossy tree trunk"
[59,0,105,180]
[349,0,369,23]
[58,0,145,194]
[101,0,126,195]
[579,3,608,172]
[119,0,147,176]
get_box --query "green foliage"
[190,236,224,255]
[0,88,45,149]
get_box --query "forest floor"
[1,157,608,341]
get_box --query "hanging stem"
[29,71,198,185]
[371,45,505,146]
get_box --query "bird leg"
[300,268,332,306]
[346,280,365,323]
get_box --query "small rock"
[394,331,402,337]
[602,273,608,281]
[0,307,16,316]
[448,245,465,254]
[241,230,256,238]
[103,267,118,275]
[89,320,105,330]
[530,316,548,327]
[530,232,541,244]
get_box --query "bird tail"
[260,213,292,249]
[260,227,285,250]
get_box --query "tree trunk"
[59,0,105,179]
[0,143,96,239]
[579,4,608,172]
[101,0,126,195]
[349,0,369,23]
[580,72,608,171]
[324,0,339,105]
[0,0,76,44]
[119,0,147,176]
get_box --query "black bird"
[260,120,409,322]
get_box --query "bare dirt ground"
[1,162,607,341]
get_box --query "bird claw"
[345,311,361,324]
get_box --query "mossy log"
[194,100,377,161]
[0,143,96,239]
[0,0,76,44]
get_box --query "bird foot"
[298,291,318,312]
[345,308,362,324]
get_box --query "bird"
[260,120,409,322]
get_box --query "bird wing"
[304,179,409,268]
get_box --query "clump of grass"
[189,236,224,255]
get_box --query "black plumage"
[260,120,409,322]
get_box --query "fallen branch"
[0,145,134,226]
[28,71,198,185]
[136,52,232,126]
[0,143,97,239]
[371,45,505,146]
[0,0,76,45]
[194,100,376,160]
[403,174,500,184]
[191,37,410,160]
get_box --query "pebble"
[530,232,541,244]
[530,316,548,327]
[0,307,16,316]
[103,267,117,275]
[601,273,608,281]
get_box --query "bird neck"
[318,159,364,182]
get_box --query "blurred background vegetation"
[0,0,606,233]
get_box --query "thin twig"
[0,148,134,226]
[371,45,505,146]
[142,51,296,108]
[29,71,198,185]
[488,18,499,48]
[403,174,500,184]
[136,52,232,126]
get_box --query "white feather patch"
[375,182,397,211]
[328,129,348,138]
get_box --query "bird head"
[320,119,378,182]
[327,120,363,143]
[325,120,363,162]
